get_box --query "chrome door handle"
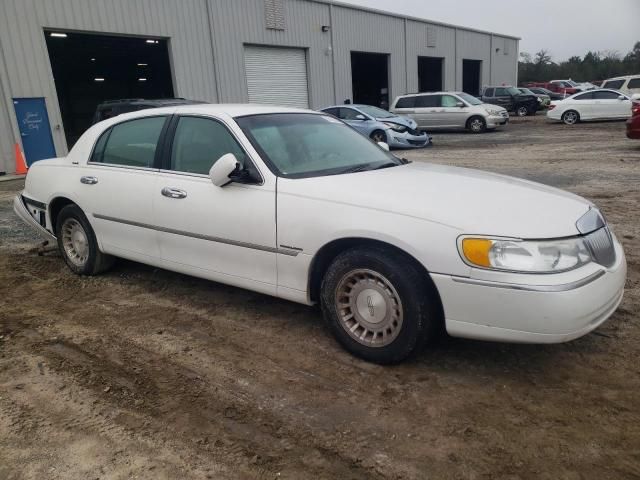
[80,176,98,185]
[161,187,187,199]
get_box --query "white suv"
[602,75,640,97]
[390,92,509,133]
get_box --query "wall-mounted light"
[495,47,501,53]
[321,25,331,33]
[50,32,67,38]
[94,78,105,82]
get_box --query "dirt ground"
[1,115,639,480]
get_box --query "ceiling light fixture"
[137,63,148,66]
[94,77,105,82]
[50,32,67,38]
[145,39,158,44]
[138,78,147,82]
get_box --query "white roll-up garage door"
[244,46,309,108]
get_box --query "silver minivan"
[390,92,509,133]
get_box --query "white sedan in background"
[14,105,626,364]
[547,89,632,125]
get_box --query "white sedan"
[547,89,632,125]
[14,105,626,363]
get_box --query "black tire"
[55,204,114,275]
[370,130,387,143]
[467,116,487,134]
[515,105,529,117]
[561,110,580,125]
[320,246,440,364]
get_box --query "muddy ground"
[1,115,639,479]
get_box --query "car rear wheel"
[320,246,440,364]
[56,204,114,275]
[516,105,529,117]
[467,116,487,133]
[370,130,387,143]
[562,110,580,125]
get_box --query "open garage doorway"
[351,52,390,109]
[418,56,443,92]
[45,30,174,147]
[462,59,482,96]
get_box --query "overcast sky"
[337,0,640,61]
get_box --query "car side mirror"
[456,101,465,108]
[355,114,366,120]
[618,95,626,101]
[209,153,239,187]
[377,142,390,151]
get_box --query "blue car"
[319,104,432,149]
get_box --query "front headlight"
[383,122,407,132]
[460,236,592,273]
[485,108,502,115]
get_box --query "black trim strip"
[22,195,47,210]
[93,213,300,257]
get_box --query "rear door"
[413,94,441,128]
[570,92,595,119]
[493,88,513,110]
[626,77,640,96]
[391,96,417,120]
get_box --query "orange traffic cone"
[14,143,28,175]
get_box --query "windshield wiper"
[371,161,400,170]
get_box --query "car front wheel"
[467,116,487,133]
[370,130,387,143]
[56,204,114,275]
[516,105,529,117]
[320,246,439,364]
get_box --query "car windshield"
[519,88,534,95]
[566,80,579,87]
[457,93,483,105]
[507,87,521,95]
[236,113,401,179]
[356,105,395,118]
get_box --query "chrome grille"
[585,227,616,268]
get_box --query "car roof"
[604,75,639,81]
[104,103,320,119]
[396,91,464,98]
[98,98,203,108]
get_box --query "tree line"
[518,42,640,84]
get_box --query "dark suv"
[481,86,539,116]
[92,98,203,124]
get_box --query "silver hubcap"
[470,119,483,131]
[517,107,528,116]
[335,269,403,348]
[564,112,577,124]
[61,218,89,267]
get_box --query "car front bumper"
[431,238,627,344]
[486,114,509,128]
[386,130,432,149]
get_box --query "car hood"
[279,162,591,238]
[375,115,418,130]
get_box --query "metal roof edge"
[308,0,521,41]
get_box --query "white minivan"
[601,75,640,96]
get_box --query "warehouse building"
[0,0,519,173]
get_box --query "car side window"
[484,88,494,97]
[495,88,508,96]
[395,97,416,109]
[95,116,166,167]
[627,78,640,89]
[415,95,439,108]
[593,91,621,100]
[338,108,363,120]
[441,95,459,107]
[574,92,594,101]
[170,116,248,175]
[603,80,624,90]
[323,108,339,117]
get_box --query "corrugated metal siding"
[0,0,218,157]
[406,20,456,93]
[0,37,16,174]
[331,5,405,106]
[456,29,491,89]
[491,36,518,87]
[208,0,332,108]
[244,45,309,107]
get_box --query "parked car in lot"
[518,87,551,108]
[527,87,567,101]
[320,104,431,149]
[14,104,626,364]
[481,86,539,116]
[524,81,581,97]
[602,75,640,97]
[92,98,202,124]
[547,89,633,125]
[627,94,640,139]
[390,92,508,133]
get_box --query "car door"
[392,96,418,124]
[439,94,468,128]
[414,94,441,128]
[153,114,278,295]
[337,107,372,135]
[81,115,168,260]
[493,88,513,110]
[570,92,595,119]
[593,90,630,118]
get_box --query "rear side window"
[338,108,363,120]
[593,91,621,100]
[323,108,339,117]
[415,95,440,108]
[495,88,508,96]
[484,88,494,97]
[96,116,166,167]
[395,97,416,109]
[603,80,625,90]
[170,116,247,175]
[628,78,640,89]
[574,92,594,100]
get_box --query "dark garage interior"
[45,31,174,147]
[418,56,443,92]
[462,59,482,96]
[351,52,390,109]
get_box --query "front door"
[337,107,372,135]
[439,94,469,128]
[154,115,277,295]
[13,98,56,165]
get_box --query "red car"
[524,81,581,97]
[627,95,640,140]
